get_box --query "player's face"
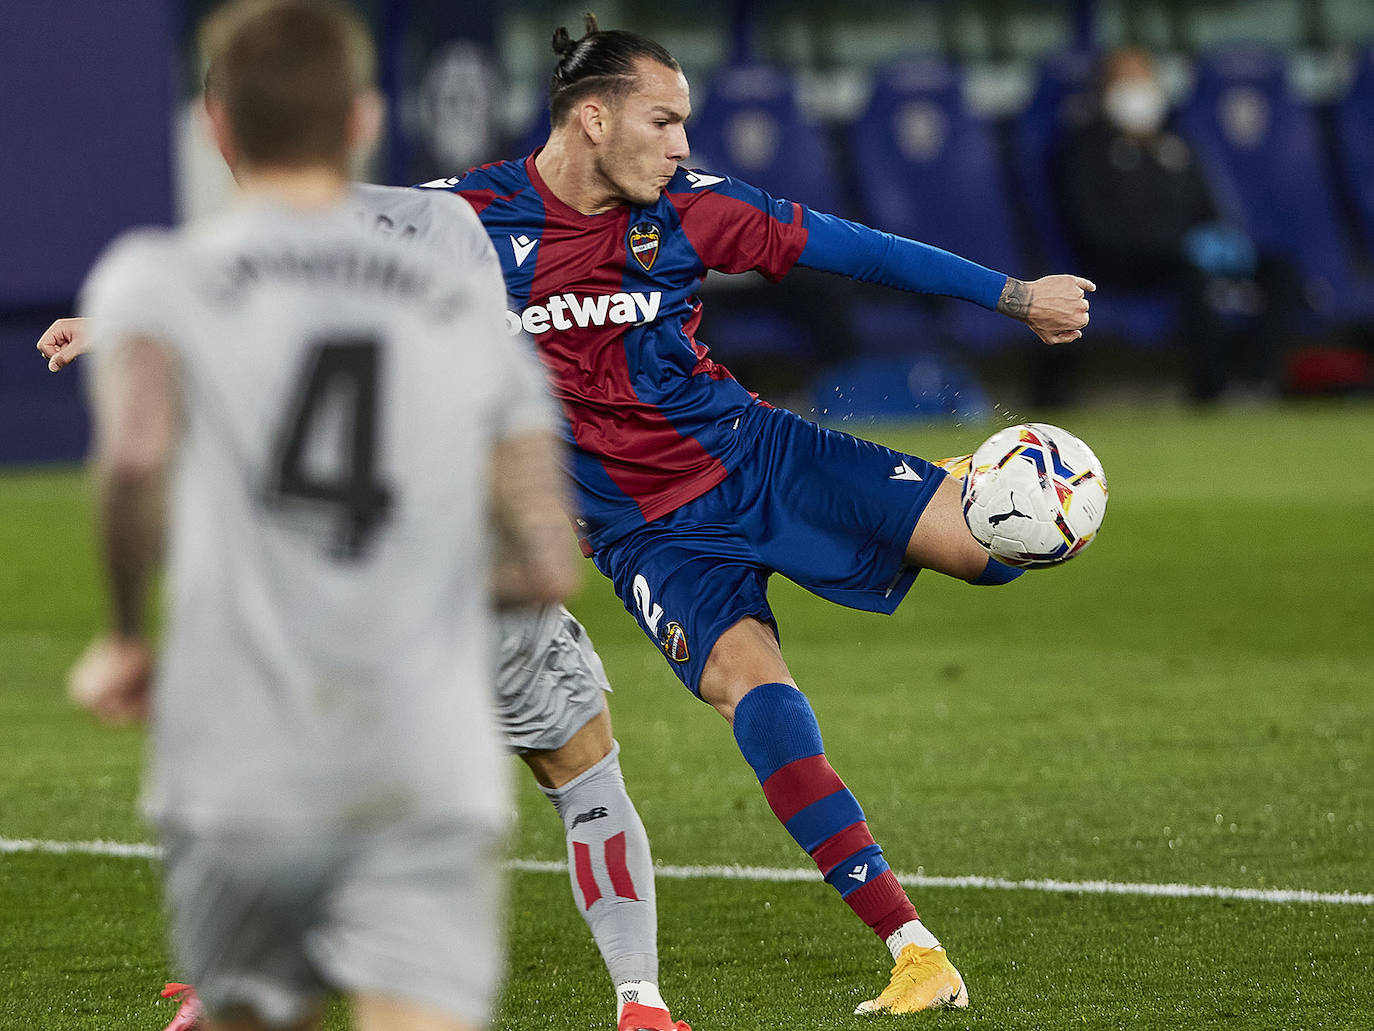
[597,58,691,207]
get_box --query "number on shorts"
[632,573,664,637]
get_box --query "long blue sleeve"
[797,208,1007,310]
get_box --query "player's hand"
[36,317,89,372]
[997,275,1096,346]
[68,634,154,725]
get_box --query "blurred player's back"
[84,188,539,833]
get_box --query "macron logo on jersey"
[510,234,538,267]
[416,176,462,188]
[684,170,725,189]
[506,291,662,336]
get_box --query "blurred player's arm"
[68,332,182,724]
[35,317,89,371]
[488,429,579,606]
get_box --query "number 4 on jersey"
[269,338,393,560]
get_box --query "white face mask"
[1103,81,1168,136]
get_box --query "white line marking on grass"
[1,837,160,860]
[6,838,1370,907]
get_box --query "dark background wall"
[0,0,175,462]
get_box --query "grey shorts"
[159,819,506,1027]
[495,605,611,753]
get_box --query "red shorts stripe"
[811,820,877,877]
[572,840,602,909]
[761,754,845,825]
[604,831,640,901]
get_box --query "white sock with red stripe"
[540,742,661,993]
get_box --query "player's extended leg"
[905,474,1022,586]
[698,620,966,1013]
[522,711,687,1031]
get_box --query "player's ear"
[578,99,607,144]
[349,88,386,171]
[203,92,239,175]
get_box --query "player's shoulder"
[414,155,533,201]
[85,225,184,295]
[352,181,485,234]
[664,165,781,214]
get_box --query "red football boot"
[617,1000,691,1031]
[160,982,202,1031]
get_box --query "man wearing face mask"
[1054,47,1298,401]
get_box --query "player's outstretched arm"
[36,317,89,372]
[997,275,1096,345]
[489,429,580,606]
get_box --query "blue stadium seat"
[690,63,846,215]
[1010,52,1178,349]
[1179,44,1374,322]
[1332,45,1374,261]
[689,65,850,374]
[847,54,1026,353]
[1010,50,1099,273]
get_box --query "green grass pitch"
[2,402,1371,1029]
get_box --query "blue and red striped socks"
[732,682,919,941]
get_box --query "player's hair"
[200,0,376,168]
[548,12,681,125]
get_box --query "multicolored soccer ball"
[960,423,1108,568]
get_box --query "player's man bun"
[550,14,594,62]
[547,12,679,126]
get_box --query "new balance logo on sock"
[572,806,609,829]
[849,863,870,882]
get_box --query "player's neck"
[234,164,351,210]
[534,137,623,216]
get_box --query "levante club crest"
[662,621,689,662]
[628,222,660,272]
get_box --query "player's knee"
[732,682,823,782]
[966,556,1024,586]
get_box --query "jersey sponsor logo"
[628,221,661,272]
[571,806,610,828]
[662,621,689,663]
[505,291,662,336]
[889,461,923,482]
[684,170,725,189]
[510,233,538,267]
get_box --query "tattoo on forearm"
[997,278,1032,319]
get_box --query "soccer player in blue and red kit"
[425,16,1095,1014]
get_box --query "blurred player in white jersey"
[66,2,577,1029]
[41,22,684,1031]
[43,213,685,1031]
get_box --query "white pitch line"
[5,837,1370,907]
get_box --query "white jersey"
[80,186,555,834]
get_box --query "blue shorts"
[592,403,946,695]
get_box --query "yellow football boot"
[854,944,969,1014]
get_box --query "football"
[960,422,1108,568]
